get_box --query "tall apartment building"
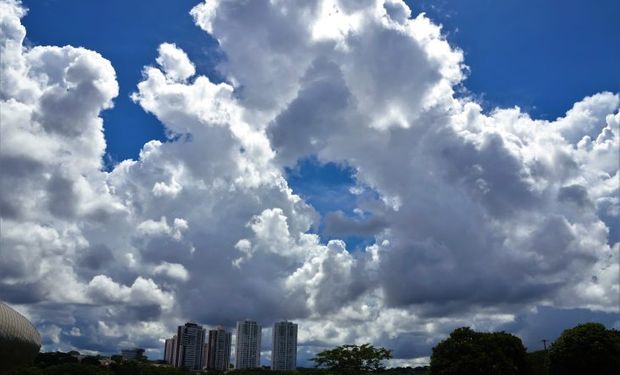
[206,327,232,371]
[235,320,262,369]
[166,322,205,371]
[271,321,298,371]
[202,344,209,370]
[164,336,176,364]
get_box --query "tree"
[34,352,79,367]
[525,350,549,375]
[312,343,392,374]
[430,327,527,375]
[548,322,620,375]
[81,355,102,366]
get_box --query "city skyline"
[1,0,618,368]
[162,320,299,371]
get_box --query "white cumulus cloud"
[0,0,617,364]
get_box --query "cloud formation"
[1,0,618,364]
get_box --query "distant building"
[202,343,209,370]
[121,348,145,361]
[271,321,297,371]
[235,320,261,369]
[172,322,206,371]
[206,327,232,371]
[164,336,176,364]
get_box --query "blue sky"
[416,0,620,117]
[4,0,619,364]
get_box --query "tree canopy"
[548,322,620,375]
[430,327,527,375]
[312,343,392,374]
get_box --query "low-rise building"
[121,348,145,361]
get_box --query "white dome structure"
[0,302,42,372]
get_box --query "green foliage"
[8,363,107,375]
[41,363,108,375]
[82,355,103,366]
[430,327,527,375]
[215,369,328,375]
[312,343,393,374]
[5,366,44,375]
[12,357,193,375]
[525,350,549,375]
[226,370,306,375]
[34,351,79,367]
[108,361,192,375]
[548,322,620,375]
[9,361,432,375]
[379,366,430,375]
[410,367,430,375]
[294,368,330,374]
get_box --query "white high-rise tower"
[271,321,297,371]
[235,320,261,369]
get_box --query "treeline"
[7,363,426,375]
[7,356,424,375]
[430,322,619,375]
[7,358,189,375]
[8,322,619,375]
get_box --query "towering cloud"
[0,0,617,364]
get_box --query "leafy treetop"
[312,343,392,374]
[430,327,527,375]
[548,322,620,375]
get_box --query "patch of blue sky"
[285,157,379,250]
[286,156,357,215]
[410,0,620,119]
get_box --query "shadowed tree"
[34,352,78,367]
[430,327,527,375]
[312,343,392,374]
[525,350,549,375]
[548,322,620,375]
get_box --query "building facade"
[271,321,298,371]
[121,348,145,361]
[172,322,206,371]
[164,336,176,364]
[202,343,209,370]
[235,320,261,369]
[0,303,42,373]
[206,327,232,371]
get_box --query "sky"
[1,0,619,367]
